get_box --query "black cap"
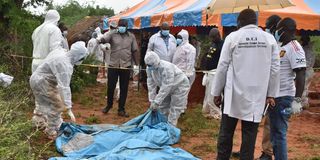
[276,17,296,32]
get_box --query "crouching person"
[145,51,190,126]
[30,41,88,139]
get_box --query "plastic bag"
[0,73,14,87]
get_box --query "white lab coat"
[212,25,280,123]
[172,29,196,85]
[31,10,63,72]
[147,31,176,62]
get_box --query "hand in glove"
[150,102,159,111]
[67,109,76,122]
[292,97,303,114]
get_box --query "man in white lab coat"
[147,22,176,62]
[211,9,280,160]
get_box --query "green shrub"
[85,115,100,124]
[52,0,114,28]
[71,55,99,92]
[0,80,59,159]
[311,36,320,68]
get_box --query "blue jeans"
[269,96,294,160]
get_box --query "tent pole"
[137,29,143,92]
[206,7,210,26]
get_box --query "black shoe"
[102,106,112,114]
[231,151,240,158]
[256,152,272,160]
[118,111,129,117]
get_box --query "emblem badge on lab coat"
[280,50,286,57]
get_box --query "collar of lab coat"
[156,31,173,39]
[240,24,259,30]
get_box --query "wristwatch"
[294,97,302,103]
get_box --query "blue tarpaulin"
[50,110,200,160]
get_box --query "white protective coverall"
[147,31,177,62]
[202,70,222,119]
[31,10,63,72]
[211,25,280,123]
[61,32,69,51]
[87,32,99,56]
[172,29,196,85]
[94,27,105,62]
[145,51,190,126]
[30,42,88,138]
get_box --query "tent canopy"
[109,0,320,30]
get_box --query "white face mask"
[63,31,68,37]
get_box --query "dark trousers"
[107,67,130,112]
[217,114,259,160]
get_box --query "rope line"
[9,54,320,72]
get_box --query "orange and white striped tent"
[106,0,319,31]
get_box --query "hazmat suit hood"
[145,51,161,68]
[68,41,88,65]
[178,29,189,45]
[92,32,98,38]
[95,27,102,36]
[44,10,60,25]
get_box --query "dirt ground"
[68,72,320,160]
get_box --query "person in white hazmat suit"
[172,29,196,85]
[145,51,190,126]
[58,22,69,51]
[30,41,88,139]
[87,32,100,56]
[95,26,109,83]
[31,10,63,72]
[211,9,280,160]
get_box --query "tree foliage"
[52,0,114,27]
[0,1,115,159]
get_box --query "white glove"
[150,102,159,110]
[292,97,303,114]
[133,65,140,76]
[67,109,76,122]
[185,70,193,77]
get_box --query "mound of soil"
[67,16,102,45]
